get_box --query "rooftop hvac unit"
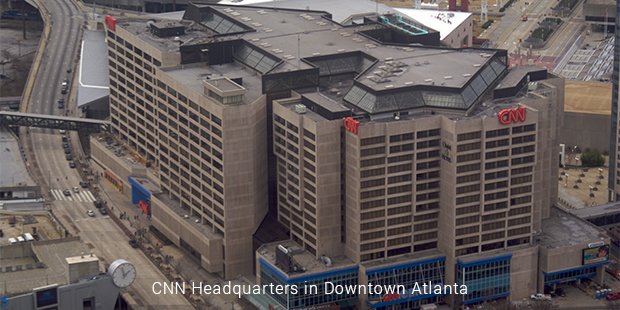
[294,104,307,114]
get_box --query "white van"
[16,236,25,242]
[8,237,17,244]
[24,233,34,241]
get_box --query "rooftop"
[117,3,509,114]
[77,30,110,108]
[538,207,607,248]
[257,240,355,276]
[568,202,620,220]
[153,192,224,241]
[162,63,263,104]
[394,8,472,40]
[564,80,611,115]
[0,129,37,189]
[0,237,92,296]
[218,0,395,25]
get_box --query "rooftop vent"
[294,104,307,114]
[463,73,472,77]
[404,81,414,85]
[424,78,433,83]
[473,64,481,67]
[444,76,453,80]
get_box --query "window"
[457,131,481,142]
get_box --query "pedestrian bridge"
[0,111,109,133]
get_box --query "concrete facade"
[103,17,268,279]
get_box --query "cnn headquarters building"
[92,3,611,309]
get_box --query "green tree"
[581,149,605,167]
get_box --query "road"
[482,0,558,53]
[19,0,193,308]
[481,0,584,56]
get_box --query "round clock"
[108,259,137,288]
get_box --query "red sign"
[105,15,117,31]
[498,106,526,125]
[138,200,150,215]
[343,117,360,135]
[382,293,399,302]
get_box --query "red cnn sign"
[498,106,526,125]
[343,117,360,135]
[105,15,117,31]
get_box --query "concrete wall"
[510,245,539,299]
[150,196,224,274]
[443,14,473,48]
[0,243,34,259]
[8,276,121,310]
[90,137,136,195]
[561,112,611,152]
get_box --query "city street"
[17,0,192,308]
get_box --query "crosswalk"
[50,189,97,202]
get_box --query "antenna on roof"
[297,33,301,69]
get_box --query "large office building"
[98,3,611,309]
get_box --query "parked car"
[59,129,66,134]
[62,136,68,142]
[86,210,95,217]
[64,148,71,154]
[63,189,71,196]
[68,161,76,168]
[99,207,108,215]
[72,187,79,193]
[65,154,73,161]
[607,292,620,301]
[80,181,89,188]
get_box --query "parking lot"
[0,213,63,245]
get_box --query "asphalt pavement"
[17,0,193,308]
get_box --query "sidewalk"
[90,161,255,309]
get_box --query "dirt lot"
[0,213,63,244]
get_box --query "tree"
[581,149,605,167]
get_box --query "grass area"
[531,27,554,41]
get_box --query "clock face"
[109,260,136,288]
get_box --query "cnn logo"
[498,106,526,125]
